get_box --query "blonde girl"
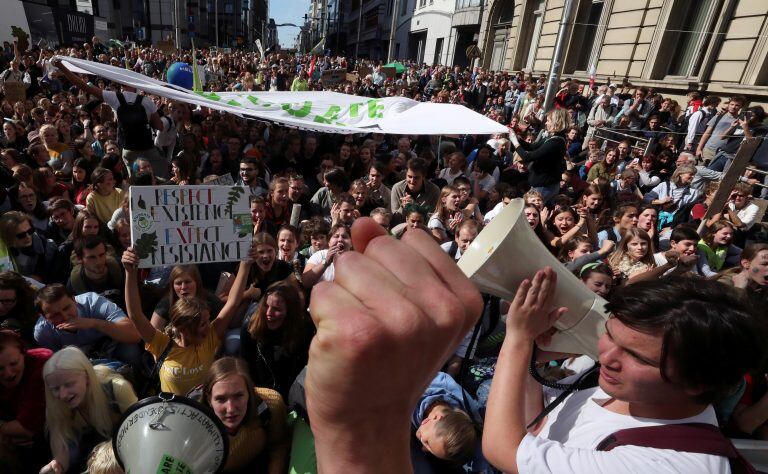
[40,347,137,473]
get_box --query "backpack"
[115,92,154,151]
[597,423,758,474]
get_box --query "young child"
[412,372,480,466]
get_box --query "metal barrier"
[593,127,655,157]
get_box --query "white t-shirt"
[728,202,760,231]
[307,249,336,282]
[517,386,730,473]
[102,90,157,120]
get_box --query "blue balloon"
[167,62,194,89]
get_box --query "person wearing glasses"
[0,211,56,283]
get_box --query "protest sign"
[157,40,175,54]
[3,82,25,104]
[130,185,252,268]
[356,66,372,78]
[207,174,235,186]
[322,69,346,85]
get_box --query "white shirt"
[517,386,730,473]
[728,201,760,231]
[440,240,463,261]
[307,249,335,282]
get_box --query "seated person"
[0,330,52,473]
[67,235,125,309]
[412,372,481,470]
[653,225,708,277]
[45,198,77,246]
[201,356,289,473]
[0,271,39,343]
[40,346,137,474]
[32,285,141,368]
[0,211,57,283]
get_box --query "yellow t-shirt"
[86,187,124,224]
[146,330,220,395]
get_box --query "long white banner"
[59,56,508,135]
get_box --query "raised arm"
[121,248,159,343]
[51,58,103,100]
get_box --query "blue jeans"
[707,150,734,173]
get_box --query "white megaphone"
[458,198,608,360]
[113,393,229,474]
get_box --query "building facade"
[476,0,768,100]
[409,0,455,65]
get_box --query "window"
[401,0,409,15]
[364,9,378,29]
[667,0,716,76]
[419,0,427,7]
[567,0,604,72]
[524,0,545,70]
[456,0,482,9]
[434,37,444,64]
[489,0,514,71]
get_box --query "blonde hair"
[671,164,696,186]
[546,109,571,134]
[43,347,126,465]
[87,440,123,474]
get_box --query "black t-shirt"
[249,259,294,294]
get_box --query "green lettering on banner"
[227,99,240,106]
[367,99,384,119]
[282,101,312,118]
[348,102,365,118]
[314,105,341,124]
[246,96,259,105]
[196,91,221,101]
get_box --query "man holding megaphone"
[304,217,762,473]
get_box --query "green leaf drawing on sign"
[137,196,146,210]
[238,232,248,238]
[134,231,158,260]
[226,186,245,215]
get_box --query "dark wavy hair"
[606,277,766,404]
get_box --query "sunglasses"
[15,228,34,239]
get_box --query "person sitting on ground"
[241,281,314,400]
[33,284,141,368]
[67,235,125,308]
[201,356,289,473]
[39,346,137,474]
[0,330,51,473]
[122,243,252,395]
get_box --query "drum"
[112,392,229,474]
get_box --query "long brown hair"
[246,280,307,354]
[166,297,209,341]
[167,265,204,308]
[703,221,735,249]
[608,227,655,268]
[202,357,259,426]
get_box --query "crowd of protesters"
[0,34,766,474]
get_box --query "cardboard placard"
[156,39,175,54]
[129,185,252,268]
[381,66,397,78]
[3,82,25,104]
[322,69,346,85]
[346,73,360,83]
[356,66,372,78]
[207,174,235,186]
